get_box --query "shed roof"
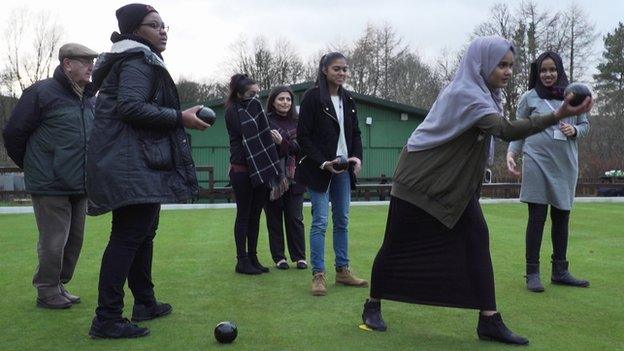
[203,81,429,118]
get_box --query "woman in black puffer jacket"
[87,3,209,339]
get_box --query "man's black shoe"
[131,302,173,322]
[89,317,150,339]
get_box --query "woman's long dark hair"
[226,73,256,108]
[266,85,297,122]
[313,52,347,103]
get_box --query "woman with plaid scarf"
[225,74,287,275]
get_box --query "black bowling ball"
[564,83,592,107]
[214,321,237,344]
[197,107,217,125]
[333,156,349,171]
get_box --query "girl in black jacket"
[87,3,209,339]
[225,74,285,275]
[295,52,367,296]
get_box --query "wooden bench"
[354,183,392,201]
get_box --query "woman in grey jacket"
[506,51,590,292]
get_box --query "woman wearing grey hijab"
[360,36,592,346]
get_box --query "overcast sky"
[1,0,622,83]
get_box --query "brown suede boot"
[311,272,327,296]
[335,266,368,287]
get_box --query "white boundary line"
[1,197,623,214]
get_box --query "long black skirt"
[370,196,496,310]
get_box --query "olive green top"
[391,112,559,228]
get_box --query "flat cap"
[58,43,99,61]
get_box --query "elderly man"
[3,43,98,309]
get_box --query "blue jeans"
[309,171,351,273]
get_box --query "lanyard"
[544,99,573,125]
[543,99,559,112]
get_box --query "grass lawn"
[1,203,622,351]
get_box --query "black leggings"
[230,170,269,258]
[96,203,160,321]
[525,203,570,264]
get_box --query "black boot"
[131,301,173,322]
[477,313,529,345]
[362,299,387,331]
[249,254,270,273]
[525,263,545,292]
[235,256,262,275]
[89,317,150,339]
[551,259,589,287]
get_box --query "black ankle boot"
[235,256,262,275]
[477,313,529,345]
[249,255,270,273]
[89,317,150,339]
[362,299,387,331]
[526,263,545,292]
[551,259,589,287]
[131,301,172,322]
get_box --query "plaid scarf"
[268,112,298,179]
[238,98,288,200]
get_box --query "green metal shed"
[188,81,428,188]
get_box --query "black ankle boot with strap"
[477,313,529,345]
[526,263,545,292]
[235,256,262,275]
[551,259,589,287]
[248,254,269,273]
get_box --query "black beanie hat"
[116,3,158,34]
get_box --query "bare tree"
[229,36,306,89]
[561,3,599,82]
[176,77,228,106]
[1,7,63,96]
[347,22,439,108]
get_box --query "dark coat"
[295,86,363,192]
[2,66,95,195]
[86,39,198,215]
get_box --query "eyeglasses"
[140,22,169,33]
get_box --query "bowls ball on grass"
[214,321,237,344]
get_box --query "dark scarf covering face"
[528,51,569,100]
[237,98,288,200]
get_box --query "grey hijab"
[407,36,514,153]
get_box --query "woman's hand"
[348,156,362,176]
[506,151,520,176]
[181,105,210,130]
[554,95,593,120]
[559,122,577,137]
[270,129,283,144]
[322,158,345,174]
